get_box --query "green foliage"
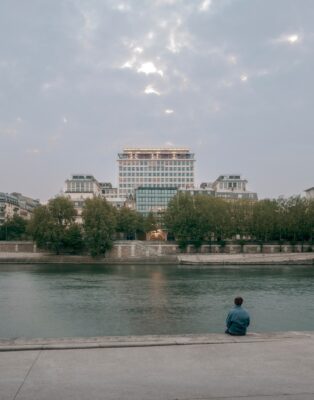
[0,215,28,240]
[82,197,116,257]
[165,193,314,249]
[28,197,81,254]
[116,207,143,239]
[143,211,158,233]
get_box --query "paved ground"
[1,332,314,400]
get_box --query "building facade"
[118,148,195,197]
[135,186,178,215]
[212,174,258,200]
[0,192,40,225]
[64,175,102,223]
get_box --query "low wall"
[0,241,312,259]
[0,241,37,253]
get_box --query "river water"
[0,264,314,338]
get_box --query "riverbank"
[2,332,314,400]
[178,252,314,265]
[0,251,313,265]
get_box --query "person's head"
[234,297,243,306]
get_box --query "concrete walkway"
[178,252,314,265]
[1,332,314,400]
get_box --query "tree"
[82,197,116,257]
[165,193,208,250]
[0,215,28,241]
[143,211,158,233]
[116,207,142,239]
[28,197,80,254]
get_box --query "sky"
[0,0,313,201]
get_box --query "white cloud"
[240,74,248,82]
[115,3,131,12]
[165,109,174,114]
[134,47,143,54]
[41,78,63,92]
[137,62,164,76]
[147,32,155,40]
[63,117,68,124]
[272,33,302,45]
[227,55,237,65]
[77,9,99,50]
[199,0,212,12]
[144,85,161,95]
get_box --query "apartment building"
[212,174,258,200]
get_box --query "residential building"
[11,193,40,217]
[99,182,126,209]
[212,174,258,200]
[0,193,20,225]
[0,192,40,225]
[117,147,195,197]
[64,174,101,223]
[179,187,215,197]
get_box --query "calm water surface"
[0,264,314,338]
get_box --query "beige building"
[117,147,195,197]
[64,175,102,223]
[212,174,258,200]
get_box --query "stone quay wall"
[0,241,312,259]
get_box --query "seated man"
[225,297,250,336]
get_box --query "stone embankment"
[0,240,313,264]
[178,252,314,265]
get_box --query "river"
[0,263,314,338]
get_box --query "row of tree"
[0,197,157,256]
[164,193,314,249]
[1,194,313,255]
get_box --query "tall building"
[211,174,258,200]
[117,148,195,197]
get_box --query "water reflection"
[0,264,314,338]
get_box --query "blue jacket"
[226,305,250,335]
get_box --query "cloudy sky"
[0,0,313,201]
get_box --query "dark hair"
[234,297,243,306]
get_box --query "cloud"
[272,33,302,45]
[144,85,161,95]
[240,74,248,82]
[114,3,131,12]
[199,0,212,12]
[137,62,164,76]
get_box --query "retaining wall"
[0,241,312,259]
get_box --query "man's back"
[226,305,250,335]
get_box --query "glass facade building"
[135,187,178,216]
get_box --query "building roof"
[122,148,190,153]
[305,187,314,192]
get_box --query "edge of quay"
[0,252,313,265]
[1,331,314,352]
